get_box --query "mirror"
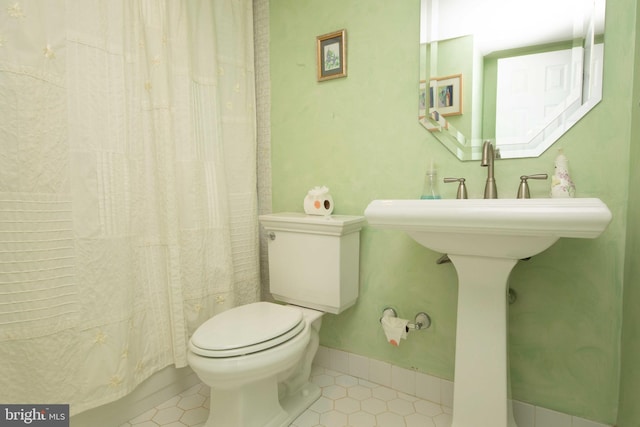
[419,0,606,160]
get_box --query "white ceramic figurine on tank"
[303,186,334,215]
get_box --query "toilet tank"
[259,213,365,314]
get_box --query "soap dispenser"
[420,161,441,199]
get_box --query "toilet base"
[204,379,320,427]
[280,381,321,425]
[194,307,325,427]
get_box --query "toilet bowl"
[187,213,365,427]
[187,302,323,427]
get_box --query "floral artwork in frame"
[429,74,462,116]
[317,30,347,82]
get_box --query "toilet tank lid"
[190,302,303,352]
[259,213,365,235]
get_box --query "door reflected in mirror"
[419,0,605,160]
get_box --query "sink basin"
[365,198,612,259]
[364,198,612,427]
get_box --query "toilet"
[187,212,365,427]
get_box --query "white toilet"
[187,212,365,427]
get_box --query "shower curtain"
[0,0,259,414]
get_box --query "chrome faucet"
[481,140,498,199]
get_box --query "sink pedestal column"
[449,254,518,427]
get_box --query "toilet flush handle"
[268,232,276,240]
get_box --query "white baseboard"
[313,346,611,427]
[70,366,200,427]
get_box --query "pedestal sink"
[364,198,612,427]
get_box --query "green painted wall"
[270,0,636,424]
[617,0,640,425]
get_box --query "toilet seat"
[189,302,305,358]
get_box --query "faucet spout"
[481,140,498,199]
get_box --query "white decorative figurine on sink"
[551,149,576,198]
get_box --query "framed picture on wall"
[418,80,427,119]
[429,74,462,116]
[317,30,347,82]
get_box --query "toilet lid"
[189,302,304,358]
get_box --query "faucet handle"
[444,177,468,199]
[516,174,548,199]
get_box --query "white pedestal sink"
[364,198,612,427]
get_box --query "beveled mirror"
[419,0,606,160]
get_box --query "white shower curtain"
[0,0,259,414]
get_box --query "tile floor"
[119,382,209,427]
[121,365,452,427]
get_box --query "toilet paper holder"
[380,307,431,331]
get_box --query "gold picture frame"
[317,30,347,82]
